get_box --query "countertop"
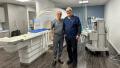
[0,30,49,43]
[0,30,9,33]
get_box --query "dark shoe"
[67,60,73,65]
[58,59,64,64]
[52,60,57,66]
[73,62,77,68]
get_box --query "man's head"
[66,7,73,17]
[56,10,62,20]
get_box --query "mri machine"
[0,8,66,64]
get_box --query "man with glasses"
[63,7,82,67]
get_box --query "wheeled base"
[85,44,109,56]
[110,55,120,62]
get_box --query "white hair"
[56,10,62,14]
[66,7,72,11]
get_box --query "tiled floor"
[0,42,120,68]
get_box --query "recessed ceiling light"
[79,0,88,4]
[16,0,30,2]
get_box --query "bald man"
[51,11,64,66]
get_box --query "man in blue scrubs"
[63,7,82,67]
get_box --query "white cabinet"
[0,7,5,22]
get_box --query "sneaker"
[52,60,57,66]
[67,60,73,65]
[58,59,64,64]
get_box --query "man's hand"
[51,37,54,41]
[76,35,80,40]
[64,34,67,37]
[50,29,54,41]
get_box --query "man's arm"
[63,19,65,34]
[77,17,82,36]
[50,20,55,40]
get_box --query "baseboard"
[107,40,118,55]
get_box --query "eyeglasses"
[58,13,62,15]
[66,10,72,12]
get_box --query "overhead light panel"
[79,0,88,4]
[16,0,30,2]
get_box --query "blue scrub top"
[63,15,82,38]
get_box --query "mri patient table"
[0,29,51,64]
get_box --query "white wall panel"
[105,0,120,53]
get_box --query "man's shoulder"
[62,17,67,22]
[61,18,64,21]
[52,19,57,23]
[52,19,56,22]
[73,16,79,19]
[64,17,68,19]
